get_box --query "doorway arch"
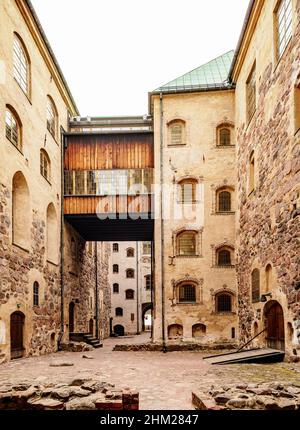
[142,303,153,331]
[10,312,25,360]
[69,302,75,333]
[264,300,285,351]
[114,325,125,336]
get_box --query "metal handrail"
[237,327,267,353]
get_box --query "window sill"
[14,78,32,105]
[177,302,203,306]
[41,175,52,186]
[47,129,59,145]
[212,265,235,269]
[176,254,202,259]
[216,145,236,149]
[273,37,292,74]
[12,242,29,253]
[167,144,187,148]
[214,211,235,216]
[6,137,23,155]
[212,311,236,316]
[47,259,59,267]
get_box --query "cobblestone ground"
[0,333,299,410]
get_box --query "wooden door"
[266,302,285,351]
[69,302,75,333]
[89,319,94,335]
[10,312,25,360]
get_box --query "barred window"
[276,0,293,59]
[217,248,232,266]
[168,120,185,146]
[218,191,231,212]
[246,64,256,123]
[116,307,123,317]
[33,282,39,307]
[177,231,197,256]
[179,180,197,203]
[216,294,232,312]
[145,275,151,290]
[13,35,29,95]
[5,108,21,150]
[40,149,51,182]
[126,269,135,279]
[127,248,134,257]
[126,289,134,300]
[112,243,119,252]
[219,128,231,146]
[47,97,57,138]
[252,269,260,303]
[113,283,119,293]
[113,264,119,274]
[179,284,196,303]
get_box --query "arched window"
[113,264,119,274]
[127,248,134,257]
[112,243,119,252]
[47,96,58,139]
[216,293,232,313]
[13,34,30,95]
[168,324,183,339]
[265,264,272,292]
[5,107,22,151]
[219,128,231,146]
[113,283,119,294]
[168,120,185,146]
[176,231,197,256]
[192,324,206,338]
[217,247,233,266]
[179,284,196,303]
[126,289,134,300]
[249,151,255,193]
[126,269,135,279]
[33,282,39,307]
[145,275,151,290]
[46,203,58,263]
[178,179,197,204]
[116,307,123,317]
[40,149,51,182]
[217,189,232,212]
[12,171,30,249]
[252,269,260,303]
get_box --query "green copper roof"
[153,50,235,94]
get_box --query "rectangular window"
[143,242,151,255]
[276,0,293,59]
[246,64,256,123]
[131,313,135,322]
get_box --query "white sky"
[31,0,249,117]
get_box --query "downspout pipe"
[136,241,140,334]
[59,127,65,348]
[160,92,167,353]
[95,242,99,340]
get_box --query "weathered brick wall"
[235,1,300,353]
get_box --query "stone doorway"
[264,300,285,351]
[10,312,25,360]
[114,325,125,336]
[89,318,94,335]
[69,302,75,333]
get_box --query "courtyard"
[0,333,300,410]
